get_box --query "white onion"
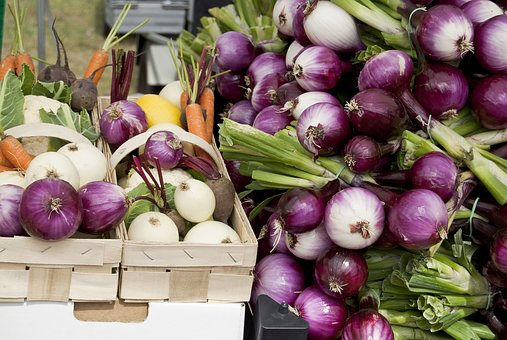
[0,171,26,188]
[174,178,216,223]
[57,143,108,187]
[183,220,241,244]
[128,211,179,243]
[24,152,80,189]
[159,80,184,109]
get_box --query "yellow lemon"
[136,94,182,128]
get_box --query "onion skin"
[474,14,507,73]
[470,74,507,129]
[285,222,334,260]
[252,105,292,135]
[224,100,258,126]
[324,187,385,250]
[100,100,148,147]
[78,181,129,234]
[314,245,368,299]
[215,32,256,72]
[294,285,348,340]
[491,228,507,274]
[409,152,458,202]
[341,309,394,340]
[251,253,307,307]
[247,52,287,87]
[345,88,409,141]
[278,188,326,233]
[215,71,247,103]
[0,184,25,237]
[20,178,82,241]
[144,130,184,169]
[388,189,449,250]
[461,0,504,27]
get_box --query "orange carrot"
[185,103,213,159]
[14,51,34,75]
[180,90,189,110]
[84,49,109,86]
[0,164,16,172]
[0,148,14,168]
[0,135,34,171]
[0,55,16,80]
[198,87,214,143]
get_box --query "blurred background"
[0,0,228,96]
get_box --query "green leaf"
[75,109,100,142]
[31,80,72,103]
[40,104,77,130]
[18,65,36,95]
[0,71,25,131]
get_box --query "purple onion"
[275,81,305,106]
[388,189,449,250]
[278,187,326,233]
[470,74,507,129]
[272,0,305,37]
[410,152,458,202]
[491,228,507,274]
[415,5,474,61]
[343,136,383,174]
[215,32,256,72]
[413,62,469,119]
[474,14,507,73]
[437,0,472,5]
[289,91,341,120]
[293,45,345,91]
[20,178,82,241]
[292,2,312,46]
[224,159,251,192]
[285,222,334,260]
[285,39,305,69]
[345,88,409,141]
[215,71,247,103]
[251,74,286,112]
[99,100,148,147]
[78,181,130,234]
[325,187,385,250]
[252,105,292,135]
[259,211,291,255]
[341,309,394,340]
[247,52,287,87]
[294,285,348,340]
[314,245,368,299]
[224,100,258,126]
[0,184,24,237]
[296,102,351,157]
[144,130,183,169]
[251,253,306,307]
[462,0,504,26]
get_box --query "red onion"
[251,253,307,307]
[302,0,365,53]
[325,187,385,250]
[99,100,148,147]
[296,102,351,157]
[259,211,291,255]
[223,100,258,126]
[410,151,458,202]
[292,2,312,46]
[0,184,24,237]
[388,189,449,250]
[344,88,410,141]
[144,130,183,169]
[275,81,305,106]
[285,222,334,260]
[293,285,348,340]
[251,74,286,112]
[415,5,474,61]
[413,61,469,119]
[438,0,472,6]
[292,45,345,91]
[247,52,287,87]
[215,32,256,72]
[224,159,251,192]
[470,74,507,129]
[314,245,368,299]
[343,136,398,174]
[78,181,130,234]
[462,0,504,26]
[215,71,247,103]
[341,309,394,340]
[20,178,82,241]
[285,39,305,69]
[272,0,305,37]
[491,228,507,274]
[277,187,326,233]
[474,14,507,73]
[287,91,341,120]
[252,105,292,135]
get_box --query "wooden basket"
[0,116,123,302]
[95,96,257,303]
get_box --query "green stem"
[391,325,452,340]
[467,127,507,146]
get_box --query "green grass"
[1,0,138,96]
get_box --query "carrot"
[0,55,16,80]
[180,90,189,110]
[184,103,212,159]
[14,51,35,75]
[0,135,34,171]
[83,3,148,86]
[0,148,14,168]
[198,87,215,143]
[84,49,109,86]
[0,164,16,172]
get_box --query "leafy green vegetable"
[0,71,24,131]
[31,79,72,103]
[18,64,35,95]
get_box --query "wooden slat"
[207,273,255,302]
[27,267,72,301]
[168,270,210,302]
[0,269,29,298]
[69,272,119,301]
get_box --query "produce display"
[179,0,507,338]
